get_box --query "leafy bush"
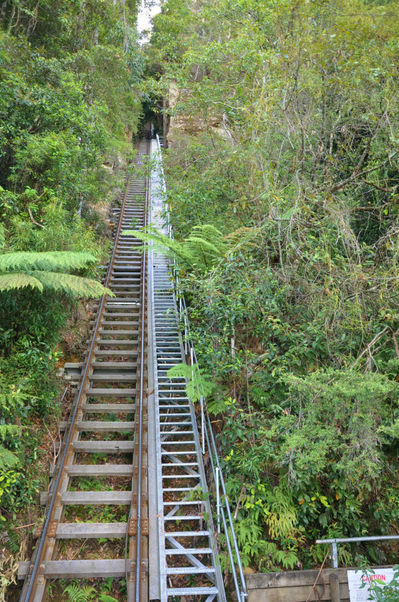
[0,0,143,546]
[149,0,399,570]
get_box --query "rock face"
[166,82,199,148]
[166,81,233,149]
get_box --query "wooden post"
[329,572,340,602]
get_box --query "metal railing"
[316,535,399,568]
[153,134,248,601]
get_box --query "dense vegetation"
[3,0,399,587]
[148,0,399,571]
[0,0,142,566]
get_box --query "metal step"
[165,548,212,555]
[166,567,215,575]
[167,587,218,596]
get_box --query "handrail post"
[216,466,220,533]
[332,542,338,568]
[200,396,205,455]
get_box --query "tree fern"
[122,224,226,272]
[33,272,109,298]
[0,251,113,298]
[0,251,97,272]
[224,226,261,252]
[122,223,259,273]
[0,273,44,292]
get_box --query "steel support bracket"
[48,521,58,538]
[128,517,138,536]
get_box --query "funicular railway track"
[18,137,247,602]
[19,140,150,602]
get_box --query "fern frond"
[123,225,227,272]
[123,228,190,263]
[33,271,113,298]
[266,487,297,539]
[64,583,96,602]
[0,444,19,470]
[0,272,44,292]
[191,224,226,248]
[123,227,171,250]
[98,595,118,602]
[167,364,193,380]
[0,251,97,272]
[225,226,260,250]
[167,363,216,402]
[185,236,225,267]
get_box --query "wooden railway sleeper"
[19,140,150,602]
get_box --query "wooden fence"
[246,568,352,602]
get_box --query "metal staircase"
[150,257,225,600]
[148,137,247,601]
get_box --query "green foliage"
[149,0,399,571]
[0,251,96,272]
[98,595,118,602]
[361,566,399,601]
[123,223,228,272]
[167,363,216,402]
[63,584,97,602]
[0,0,142,555]
[0,374,33,514]
[0,444,19,471]
[123,222,259,273]
[63,581,118,601]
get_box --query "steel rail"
[22,169,135,602]
[316,535,399,569]
[134,163,149,600]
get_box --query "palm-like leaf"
[34,271,112,298]
[123,224,227,272]
[0,273,44,292]
[0,251,96,272]
[0,251,113,298]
